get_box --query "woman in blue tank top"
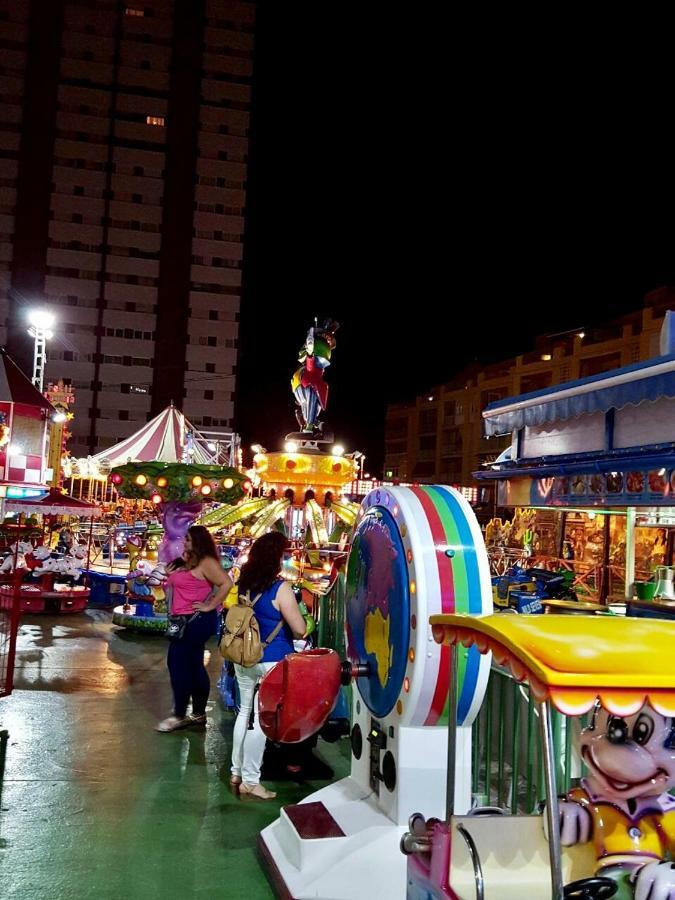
[231,532,306,799]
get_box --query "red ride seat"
[258,648,342,743]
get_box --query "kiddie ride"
[258,484,493,899]
[401,614,675,899]
[492,566,578,614]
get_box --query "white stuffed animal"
[32,545,52,562]
[0,540,32,573]
[62,556,83,582]
[33,557,60,576]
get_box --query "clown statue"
[556,703,675,899]
[291,319,339,436]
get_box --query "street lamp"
[27,309,55,392]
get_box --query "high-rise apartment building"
[0,0,254,456]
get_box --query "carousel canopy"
[5,488,102,517]
[91,404,211,467]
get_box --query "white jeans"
[231,662,275,785]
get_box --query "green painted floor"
[0,610,350,899]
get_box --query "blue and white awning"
[483,353,675,436]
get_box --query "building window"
[146,116,165,127]
[208,310,218,321]
[119,410,129,420]
[125,8,145,16]
[204,390,213,400]
[207,336,217,347]
[205,363,215,373]
[133,166,144,176]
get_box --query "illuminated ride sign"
[0,485,49,500]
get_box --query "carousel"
[0,489,101,614]
[104,410,247,632]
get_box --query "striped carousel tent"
[92,404,211,466]
[63,405,216,500]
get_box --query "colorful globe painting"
[346,507,410,718]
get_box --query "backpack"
[219,589,284,667]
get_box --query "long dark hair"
[185,525,219,566]
[237,532,288,596]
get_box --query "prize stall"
[477,314,675,608]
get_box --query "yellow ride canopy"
[430,614,675,718]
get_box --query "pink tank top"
[166,569,212,615]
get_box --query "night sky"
[235,6,675,474]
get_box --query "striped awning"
[92,405,211,466]
[483,353,675,436]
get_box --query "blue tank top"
[251,579,295,662]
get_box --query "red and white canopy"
[4,488,102,517]
[92,405,211,467]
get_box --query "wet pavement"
[0,610,350,899]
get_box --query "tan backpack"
[219,591,284,667]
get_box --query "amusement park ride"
[258,482,494,898]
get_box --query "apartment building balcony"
[441,446,462,458]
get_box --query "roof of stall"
[4,488,102,517]
[482,352,675,436]
[0,348,54,412]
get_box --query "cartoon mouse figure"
[558,703,675,900]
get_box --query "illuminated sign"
[0,486,49,500]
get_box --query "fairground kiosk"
[476,313,675,607]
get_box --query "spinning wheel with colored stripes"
[345,485,493,728]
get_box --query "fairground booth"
[0,348,55,509]
[476,313,675,604]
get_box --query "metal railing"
[472,665,589,813]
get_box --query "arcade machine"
[259,483,494,899]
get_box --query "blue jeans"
[167,611,218,718]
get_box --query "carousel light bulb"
[151,494,162,504]
[332,444,345,456]
[135,474,147,486]
[284,441,298,453]
[201,484,211,495]
[157,476,167,487]
[192,475,203,487]
[52,411,67,423]
[223,477,234,489]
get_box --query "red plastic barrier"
[258,648,342,743]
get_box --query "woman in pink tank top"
[155,526,233,733]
